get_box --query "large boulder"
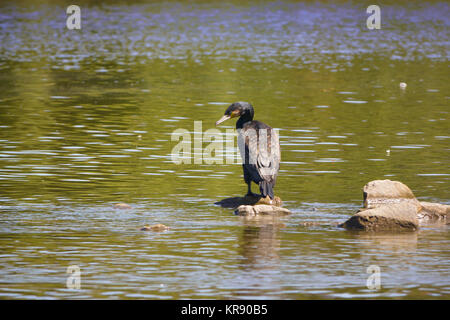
[340,179,448,231]
[363,180,420,209]
[339,203,419,231]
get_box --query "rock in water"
[340,179,448,231]
[235,204,291,217]
[418,202,450,222]
[140,224,170,232]
[216,194,290,216]
[215,195,282,208]
[253,195,283,206]
[114,203,132,209]
[339,202,419,231]
[363,179,420,209]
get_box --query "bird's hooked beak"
[215,115,231,126]
[215,110,239,126]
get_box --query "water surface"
[0,0,449,299]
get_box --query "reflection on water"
[0,0,449,299]
[239,217,285,269]
[351,231,419,252]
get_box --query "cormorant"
[215,102,280,200]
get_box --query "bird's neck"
[236,113,253,129]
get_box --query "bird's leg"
[245,181,257,198]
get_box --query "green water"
[0,1,449,299]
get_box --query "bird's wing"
[238,127,280,183]
[238,127,258,167]
[257,128,280,181]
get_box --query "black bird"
[215,102,280,200]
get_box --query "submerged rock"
[140,224,170,232]
[235,204,291,217]
[114,203,132,209]
[300,221,340,227]
[339,203,419,231]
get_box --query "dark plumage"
[215,102,281,200]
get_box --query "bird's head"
[215,102,254,126]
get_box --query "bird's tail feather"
[259,181,274,200]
